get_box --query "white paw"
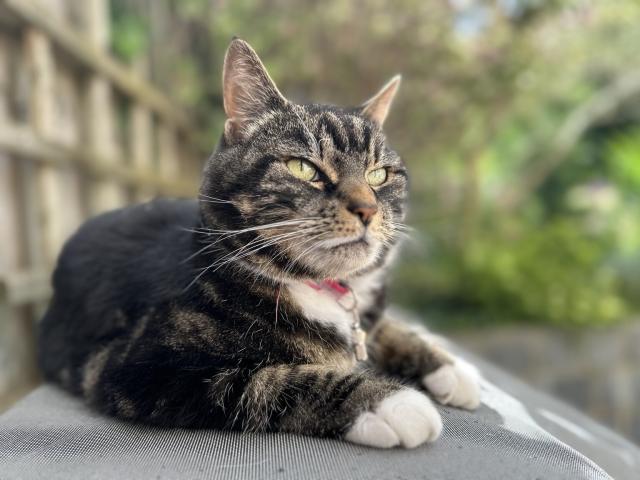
[344,389,442,449]
[422,358,481,410]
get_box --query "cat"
[37,38,480,449]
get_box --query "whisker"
[289,242,324,276]
[208,228,320,269]
[185,217,321,236]
[256,229,327,280]
[388,221,412,232]
[282,233,327,278]
[198,193,262,203]
[180,222,320,264]
[198,194,235,204]
[205,231,317,277]
[182,227,323,291]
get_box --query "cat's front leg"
[85,337,443,448]
[368,319,481,410]
[237,364,442,449]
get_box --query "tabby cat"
[38,39,480,449]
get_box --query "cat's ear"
[359,75,401,127]
[222,38,287,142]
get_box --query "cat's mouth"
[317,233,370,250]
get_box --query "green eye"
[286,159,319,182]
[367,167,388,186]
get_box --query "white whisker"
[182,226,323,292]
[180,220,320,264]
[282,233,327,278]
[188,217,320,236]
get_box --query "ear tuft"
[360,75,402,127]
[222,38,286,141]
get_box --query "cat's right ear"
[359,75,401,127]
[222,38,287,143]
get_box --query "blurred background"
[1,0,639,443]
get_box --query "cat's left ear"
[359,75,401,127]
[222,38,287,142]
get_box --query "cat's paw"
[422,358,481,410]
[344,388,442,449]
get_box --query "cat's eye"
[366,167,388,186]
[286,159,319,182]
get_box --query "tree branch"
[498,70,640,212]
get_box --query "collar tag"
[304,279,368,362]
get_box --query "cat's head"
[199,39,408,282]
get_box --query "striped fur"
[37,39,479,448]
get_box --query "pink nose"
[348,203,378,226]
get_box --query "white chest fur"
[286,282,353,340]
[286,270,385,341]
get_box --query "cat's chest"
[286,273,382,341]
[286,282,354,340]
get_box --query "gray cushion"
[1,353,638,480]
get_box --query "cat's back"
[52,197,200,303]
[38,198,200,382]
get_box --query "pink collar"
[304,279,349,298]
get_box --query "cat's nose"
[348,202,378,226]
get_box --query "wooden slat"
[0,269,51,305]
[0,155,22,273]
[86,75,128,212]
[130,104,155,201]
[51,63,85,233]
[0,42,17,272]
[25,29,55,137]
[0,301,41,411]
[82,0,126,214]
[53,67,81,148]
[0,34,9,121]
[0,0,192,131]
[0,123,196,196]
[25,26,66,264]
[129,55,156,202]
[158,121,179,179]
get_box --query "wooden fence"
[0,0,205,409]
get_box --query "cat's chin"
[240,235,384,282]
[302,238,382,279]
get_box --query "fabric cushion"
[1,353,638,479]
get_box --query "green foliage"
[394,219,627,327]
[607,129,640,191]
[459,221,625,325]
[111,10,148,62]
